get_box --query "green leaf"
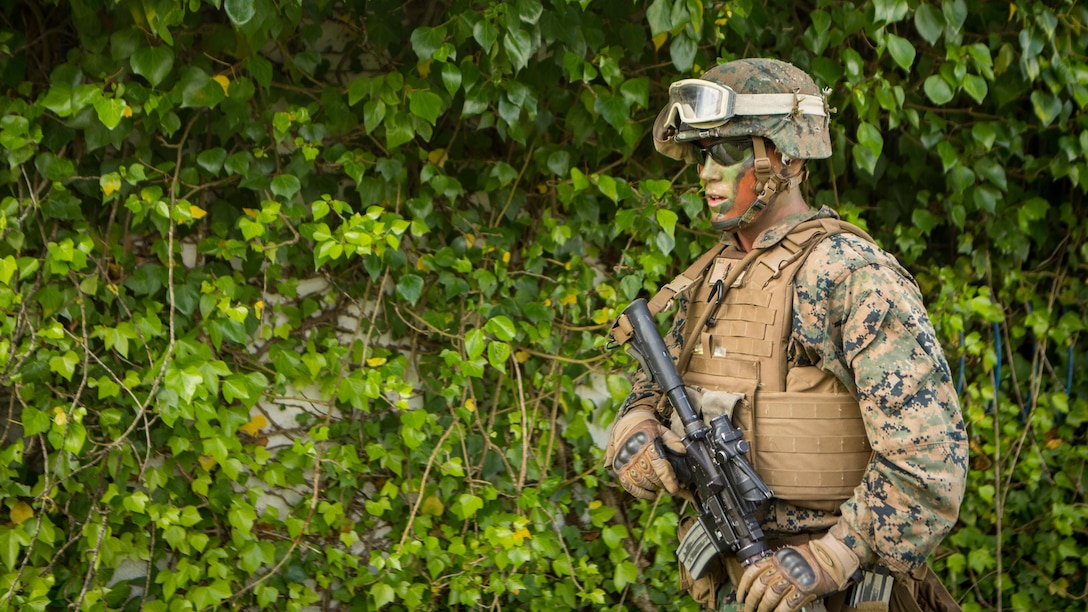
[441,63,462,96]
[464,328,485,360]
[923,75,954,105]
[570,167,589,191]
[64,422,87,455]
[179,67,225,108]
[504,26,533,72]
[473,20,498,53]
[669,30,697,72]
[239,541,270,574]
[655,230,675,255]
[646,0,670,36]
[970,123,997,151]
[852,142,879,177]
[656,208,678,238]
[222,374,254,405]
[974,158,1007,190]
[913,5,943,46]
[123,492,149,514]
[363,99,386,134]
[247,55,273,87]
[885,34,915,71]
[547,151,571,177]
[857,122,884,157]
[94,97,125,129]
[451,493,484,520]
[642,179,671,200]
[409,90,444,126]
[196,148,228,174]
[410,25,447,60]
[595,174,618,202]
[1030,90,1062,126]
[49,350,79,381]
[256,585,279,609]
[0,527,21,570]
[22,407,50,436]
[270,174,301,200]
[384,111,414,149]
[962,74,988,104]
[873,0,908,24]
[228,503,257,533]
[224,0,256,26]
[619,78,649,110]
[593,94,628,131]
[395,274,424,305]
[942,0,968,34]
[614,559,639,590]
[487,340,510,371]
[967,547,995,574]
[131,46,174,88]
[0,256,16,286]
[163,524,187,552]
[804,11,832,55]
[515,0,544,24]
[484,316,516,341]
[371,583,395,609]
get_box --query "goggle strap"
[732,93,827,118]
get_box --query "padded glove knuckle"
[605,409,685,498]
[614,430,649,469]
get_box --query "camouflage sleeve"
[794,235,969,573]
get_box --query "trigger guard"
[654,437,694,484]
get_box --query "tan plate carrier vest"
[617,218,877,511]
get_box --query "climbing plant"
[0,0,1085,610]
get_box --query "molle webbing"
[609,240,727,347]
[680,218,876,504]
[740,391,871,501]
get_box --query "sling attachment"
[609,240,728,347]
[675,246,767,374]
[706,280,725,326]
[610,217,876,365]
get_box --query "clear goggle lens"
[667,79,737,128]
[698,139,753,167]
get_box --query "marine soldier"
[604,58,969,612]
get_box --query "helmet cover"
[653,58,832,161]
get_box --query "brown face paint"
[699,156,756,227]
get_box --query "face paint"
[699,154,757,230]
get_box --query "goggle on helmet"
[662,79,826,130]
[653,59,832,163]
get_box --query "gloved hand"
[736,532,860,612]
[604,408,687,499]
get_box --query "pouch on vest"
[678,220,877,509]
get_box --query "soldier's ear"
[767,143,805,174]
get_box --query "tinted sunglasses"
[697,139,754,167]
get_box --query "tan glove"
[736,532,860,612]
[605,408,687,499]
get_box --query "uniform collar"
[724,206,840,250]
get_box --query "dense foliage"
[0,0,1085,610]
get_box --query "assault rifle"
[620,298,774,578]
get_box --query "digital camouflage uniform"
[618,206,969,607]
[612,56,968,611]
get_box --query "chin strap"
[711,137,807,231]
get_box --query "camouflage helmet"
[653,58,832,162]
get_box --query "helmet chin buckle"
[710,137,780,231]
[710,136,805,233]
